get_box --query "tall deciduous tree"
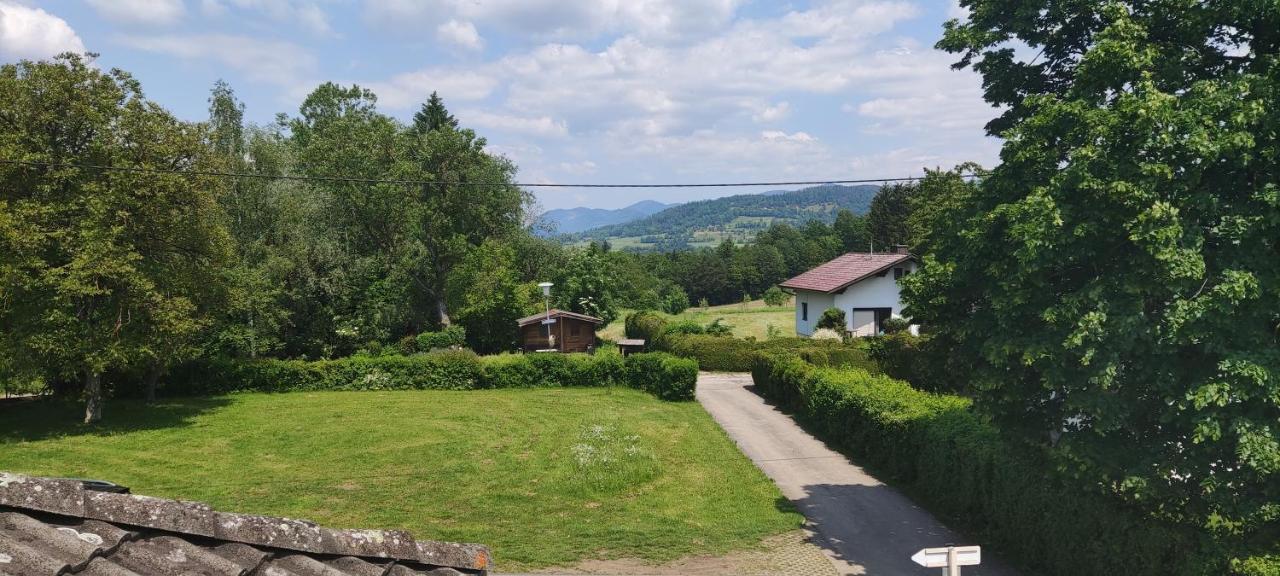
[911,1,1280,543]
[445,240,537,353]
[0,55,230,422]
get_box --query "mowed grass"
[600,299,797,341]
[0,388,801,569]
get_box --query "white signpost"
[911,545,981,576]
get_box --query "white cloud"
[364,0,743,42]
[0,2,85,61]
[117,34,316,87]
[752,101,790,123]
[557,160,597,175]
[367,69,498,110]
[761,130,815,142]
[437,19,483,51]
[460,110,569,138]
[86,0,184,26]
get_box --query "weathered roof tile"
[779,252,912,293]
[0,472,490,575]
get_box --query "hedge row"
[163,351,697,401]
[624,310,876,372]
[750,352,1218,576]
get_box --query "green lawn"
[0,388,800,569]
[600,299,797,341]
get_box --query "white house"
[780,246,918,337]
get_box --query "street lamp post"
[538,282,554,348]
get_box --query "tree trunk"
[84,372,102,424]
[436,296,451,327]
[144,362,161,403]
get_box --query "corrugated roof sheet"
[515,309,603,327]
[0,472,488,576]
[778,252,912,293]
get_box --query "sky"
[1,0,1002,210]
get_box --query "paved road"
[696,372,1018,576]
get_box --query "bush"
[416,325,467,350]
[749,352,1215,576]
[625,353,697,401]
[662,320,706,336]
[660,285,690,315]
[762,285,788,307]
[624,310,666,342]
[815,307,846,332]
[865,333,965,393]
[703,318,733,337]
[162,348,692,401]
[881,316,910,334]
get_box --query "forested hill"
[569,184,879,250]
[537,200,671,235]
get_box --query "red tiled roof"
[779,252,913,293]
[516,308,603,327]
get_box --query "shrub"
[161,348,689,401]
[416,325,467,350]
[749,352,1212,576]
[660,285,690,315]
[816,307,846,332]
[624,353,697,401]
[624,310,666,342]
[881,316,910,334]
[703,318,733,337]
[762,285,788,307]
[662,320,706,336]
[865,333,964,393]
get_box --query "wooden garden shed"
[517,309,603,353]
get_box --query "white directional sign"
[541,318,557,325]
[912,545,981,570]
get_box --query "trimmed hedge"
[162,350,695,401]
[622,311,876,372]
[750,352,1229,576]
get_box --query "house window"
[801,302,808,321]
[893,267,904,280]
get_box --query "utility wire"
[0,158,975,189]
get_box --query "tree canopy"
[909,0,1280,542]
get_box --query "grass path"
[0,388,801,570]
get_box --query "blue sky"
[2,0,1001,210]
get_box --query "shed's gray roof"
[0,472,489,576]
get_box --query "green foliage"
[832,208,871,252]
[924,0,1280,539]
[624,311,666,342]
[412,91,458,133]
[880,317,910,335]
[416,326,467,351]
[750,353,1216,576]
[815,308,847,332]
[659,284,690,315]
[162,350,693,401]
[662,320,706,336]
[703,318,733,337]
[762,286,788,307]
[623,353,698,401]
[867,182,916,249]
[0,55,232,422]
[554,243,620,325]
[446,240,538,354]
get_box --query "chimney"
[893,244,910,255]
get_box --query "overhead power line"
[0,158,976,189]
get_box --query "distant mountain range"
[536,200,672,235]
[563,184,880,251]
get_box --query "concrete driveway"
[696,372,1018,576]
